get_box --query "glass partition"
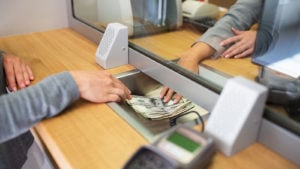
[71,0,300,136]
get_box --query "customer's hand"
[70,70,131,103]
[160,42,215,103]
[159,51,199,104]
[3,53,34,91]
[220,28,257,58]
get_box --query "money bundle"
[126,95,194,120]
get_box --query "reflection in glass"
[74,0,182,37]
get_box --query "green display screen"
[167,132,201,153]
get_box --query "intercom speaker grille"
[99,27,115,56]
[95,22,128,69]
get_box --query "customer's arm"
[160,42,215,103]
[0,52,131,143]
[0,70,131,143]
[0,71,80,143]
[161,0,263,103]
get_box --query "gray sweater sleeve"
[0,68,80,143]
[198,0,263,58]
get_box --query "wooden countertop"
[0,29,298,169]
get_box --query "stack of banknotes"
[126,95,194,120]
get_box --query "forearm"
[182,42,216,63]
[0,72,80,143]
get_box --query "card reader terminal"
[123,125,215,169]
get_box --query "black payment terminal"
[123,125,215,169]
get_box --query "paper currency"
[126,95,194,120]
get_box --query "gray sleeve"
[197,0,263,58]
[0,71,80,143]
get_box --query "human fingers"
[13,59,30,89]
[221,31,255,58]
[111,83,131,101]
[93,72,131,102]
[173,94,182,104]
[160,86,169,99]
[3,56,25,91]
[219,35,241,48]
[86,88,122,103]
[223,33,256,58]
[19,62,34,86]
[220,28,244,47]
[223,43,253,59]
[106,87,130,102]
[113,77,131,100]
[25,63,35,81]
[221,40,249,58]
[160,86,176,103]
[163,88,176,103]
[100,72,131,101]
[233,47,254,59]
[3,54,34,91]
[3,63,17,91]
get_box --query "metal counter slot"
[109,69,206,141]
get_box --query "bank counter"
[0,29,298,169]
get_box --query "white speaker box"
[96,23,128,69]
[204,76,268,156]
